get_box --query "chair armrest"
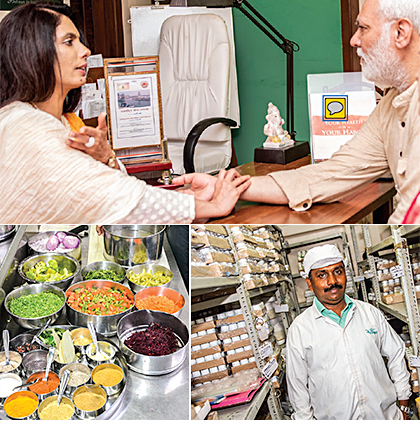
[183,117,237,173]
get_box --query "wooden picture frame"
[104,56,165,165]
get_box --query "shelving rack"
[191,225,297,420]
[360,224,420,391]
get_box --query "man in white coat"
[285,244,412,419]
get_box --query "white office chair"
[158,13,237,174]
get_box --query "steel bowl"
[9,333,40,355]
[38,395,75,420]
[134,287,185,317]
[0,350,22,375]
[3,390,39,420]
[91,363,124,396]
[27,370,60,401]
[28,231,82,262]
[4,283,66,329]
[18,253,81,290]
[0,373,22,406]
[0,225,15,243]
[85,341,116,368]
[59,362,91,395]
[70,328,93,350]
[22,349,48,377]
[126,264,173,293]
[103,225,167,267]
[65,280,134,337]
[81,261,126,284]
[117,310,189,375]
[72,384,107,419]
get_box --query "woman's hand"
[173,168,246,202]
[66,112,116,167]
[193,169,251,221]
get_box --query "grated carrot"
[135,295,181,314]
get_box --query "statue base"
[254,141,310,165]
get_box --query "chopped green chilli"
[83,269,125,282]
[8,292,64,318]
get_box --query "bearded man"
[285,244,412,420]
[173,0,420,224]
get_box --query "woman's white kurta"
[285,299,411,420]
[0,102,194,223]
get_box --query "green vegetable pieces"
[25,260,72,282]
[8,292,64,318]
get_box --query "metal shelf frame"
[362,224,420,388]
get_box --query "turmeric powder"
[4,391,38,418]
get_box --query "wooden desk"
[211,157,396,224]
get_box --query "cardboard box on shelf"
[231,361,257,374]
[215,314,244,326]
[223,338,251,351]
[191,370,229,386]
[381,290,420,305]
[218,327,248,340]
[191,345,223,360]
[191,332,218,347]
[191,357,226,373]
[191,320,216,334]
[226,349,254,364]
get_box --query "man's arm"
[285,329,315,420]
[239,175,288,204]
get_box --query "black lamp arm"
[183,117,237,173]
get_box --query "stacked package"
[230,225,286,289]
[191,225,238,278]
[191,299,286,388]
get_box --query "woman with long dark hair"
[0,3,250,223]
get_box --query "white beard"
[357,23,409,92]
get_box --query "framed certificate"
[104,56,165,164]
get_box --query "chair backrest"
[159,13,233,174]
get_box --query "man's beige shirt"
[269,81,420,223]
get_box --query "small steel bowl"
[0,373,22,406]
[70,328,93,350]
[9,333,40,355]
[22,349,48,377]
[72,384,107,419]
[134,286,185,317]
[28,230,82,262]
[4,283,66,329]
[117,310,189,375]
[65,280,134,337]
[18,252,81,290]
[3,390,39,420]
[38,395,75,420]
[0,350,22,375]
[59,363,91,396]
[126,264,173,293]
[91,363,124,396]
[26,370,60,401]
[81,261,126,284]
[85,341,116,368]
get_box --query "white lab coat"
[285,299,411,420]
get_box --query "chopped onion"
[62,236,79,249]
[55,231,67,242]
[46,235,59,251]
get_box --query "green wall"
[231,0,344,165]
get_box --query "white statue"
[263,102,294,148]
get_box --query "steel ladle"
[2,330,12,370]
[43,346,55,382]
[87,321,108,360]
[57,369,70,407]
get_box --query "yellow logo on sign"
[323,96,348,121]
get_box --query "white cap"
[300,244,347,279]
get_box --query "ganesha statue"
[263,102,294,148]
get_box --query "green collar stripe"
[314,294,353,328]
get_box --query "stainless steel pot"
[65,280,134,337]
[117,310,189,375]
[103,225,166,267]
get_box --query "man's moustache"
[324,284,343,292]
